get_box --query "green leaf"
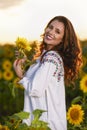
[15,123,29,130]
[14,111,30,120]
[8,82,16,98]
[71,96,82,104]
[33,109,47,120]
[31,109,47,127]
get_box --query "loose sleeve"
[29,51,64,97]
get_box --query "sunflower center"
[6,64,9,67]
[7,72,10,76]
[70,109,79,120]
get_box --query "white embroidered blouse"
[19,50,67,130]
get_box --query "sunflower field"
[66,40,87,130]
[0,38,37,122]
[0,38,87,130]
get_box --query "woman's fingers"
[13,59,22,70]
[13,59,24,78]
[13,59,20,69]
[13,57,27,70]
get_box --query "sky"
[0,0,87,44]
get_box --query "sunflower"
[13,77,24,89]
[15,37,31,60]
[2,60,12,70]
[67,104,84,125]
[0,124,10,130]
[3,70,14,81]
[80,75,87,93]
[16,37,31,51]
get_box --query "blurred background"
[0,0,87,129]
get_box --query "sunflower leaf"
[71,96,82,104]
[14,111,30,120]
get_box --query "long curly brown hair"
[34,16,83,85]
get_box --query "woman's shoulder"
[42,50,63,65]
[44,50,62,61]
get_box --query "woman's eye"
[48,25,53,29]
[56,30,60,34]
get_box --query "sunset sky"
[0,0,87,43]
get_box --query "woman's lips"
[45,34,54,40]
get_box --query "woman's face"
[43,20,65,50]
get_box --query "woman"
[13,16,82,130]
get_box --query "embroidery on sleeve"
[41,51,64,81]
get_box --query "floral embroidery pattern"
[42,51,64,81]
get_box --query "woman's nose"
[49,29,55,35]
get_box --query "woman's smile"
[45,33,54,40]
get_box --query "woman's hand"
[13,50,27,78]
[13,59,24,78]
